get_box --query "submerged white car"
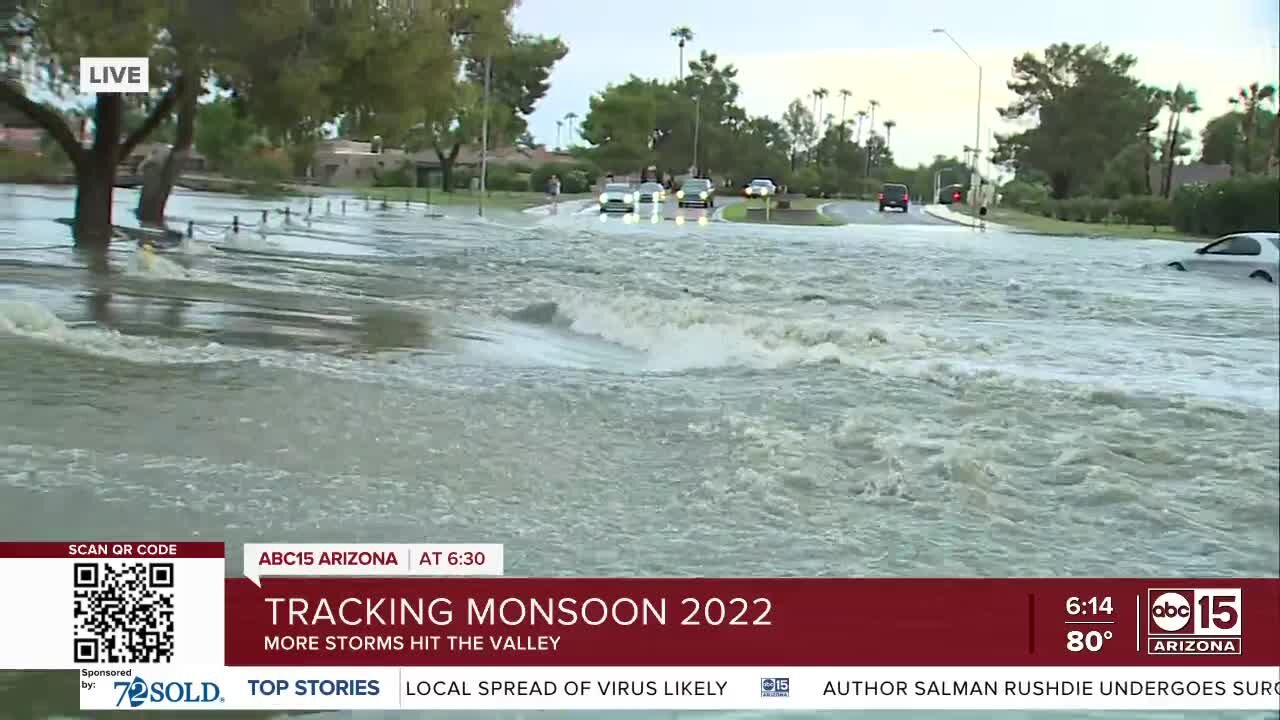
[1168,232,1279,283]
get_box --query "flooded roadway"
[1,183,1277,720]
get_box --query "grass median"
[722,197,844,226]
[355,186,591,210]
[951,205,1203,242]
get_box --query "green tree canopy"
[993,43,1159,198]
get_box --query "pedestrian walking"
[546,174,562,214]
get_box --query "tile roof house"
[1150,162,1232,191]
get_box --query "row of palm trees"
[1143,80,1276,197]
[807,88,894,151]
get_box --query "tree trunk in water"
[72,94,126,250]
[73,156,117,249]
[137,73,199,225]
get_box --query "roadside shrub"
[530,161,599,194]
[1172,176,1280,236]
[373,161,413,187]
[483,165,528,192]
[0,148,65,182]
[788,167,821,197]
[1000,180,1050,210]
[227,150,291,183]
[561,169,592,194]
[450,167,474,190]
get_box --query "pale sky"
[514,0,1280,169]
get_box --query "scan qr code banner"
[0,542,224,669]
[77,666,1280,711]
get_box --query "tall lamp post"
[933,28,981,228]
[691,94,701,176]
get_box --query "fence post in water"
[342,199,346,214]
[233,216,239,234]
[308,198,313,215]
[405,195,409,209]
[284,207,291,221]
[261,209,268,225]
[365,196,370,210]
[327,200,331,214]
[186,220,194,238]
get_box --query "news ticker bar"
[2,542,1277,671]
[79,666,1280,711]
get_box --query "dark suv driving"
[879,183,909,212]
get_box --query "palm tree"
[1228,81,1277,174]
[815,88,829,130]
[855,110,868,145]
[810,89,820,123]
[1159,83,1200,197]
[670,27,693,80]
[564,112,578,146]
[838,89,851,140]
[883,120,896,150]
[555,119,563,151]
[868,99,880,133]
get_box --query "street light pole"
[933,28,981,229]
[691,95,701,176]
[478,51,492,218]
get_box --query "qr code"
[72,562,175,663]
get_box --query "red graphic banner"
[223,578,1279,667]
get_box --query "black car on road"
[879,183,909,212]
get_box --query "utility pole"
[933,28,982,228]
[691,95,701,176]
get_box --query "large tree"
[578,76,670,174]
[992,43,1157,198]
[136,0,238,225]
[1,0,184,248]
[780,99,815,171]
[407,3,565,191]
[677,50,746,177]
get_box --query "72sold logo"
[1146,588,1242,655]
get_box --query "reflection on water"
[0,184,1277,720]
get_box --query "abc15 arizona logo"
[1146,588,1242,655]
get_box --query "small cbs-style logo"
[1146,588,1241,655]
[761,677,790,698]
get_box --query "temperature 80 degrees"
[1067,629,1113,652]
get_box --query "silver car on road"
[598,183,636,213]
[1169,232,1279,283]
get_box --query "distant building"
[311,139,578,187]
[1150,161,1232,192]
[121,142,208,174]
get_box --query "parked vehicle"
[676,178,715,209]
[1168,232,1279,283]
[599,183,637,213]
[879,183,910,212]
